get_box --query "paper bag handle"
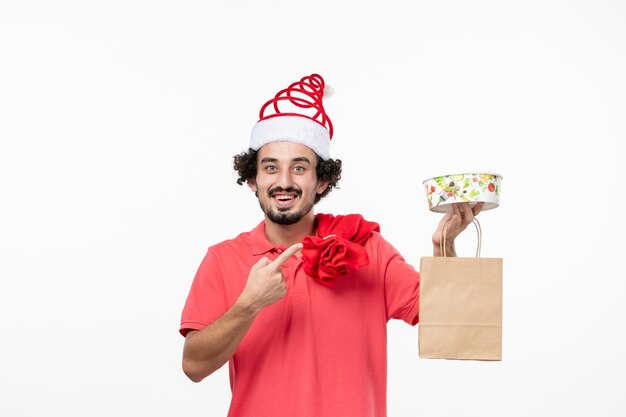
[441,217,482,258]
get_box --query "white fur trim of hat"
[250,115,331,160]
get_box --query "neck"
[264,211,317,247]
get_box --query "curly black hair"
[233,148,342,204]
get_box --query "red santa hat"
[249,73,333,160]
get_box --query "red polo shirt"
[180,220,420,417]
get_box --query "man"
[179,74,483,417]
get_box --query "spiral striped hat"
[249,74,333,160]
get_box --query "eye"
[264,165,277,173]
[293,165,305,173]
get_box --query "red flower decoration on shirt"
[302,214,380,286]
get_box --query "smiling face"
[249,141,329,226]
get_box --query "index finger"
[270,243,303,269]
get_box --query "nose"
[275,168,293,188]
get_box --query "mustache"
[268,187,303,198]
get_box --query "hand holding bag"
[418,218,503,360]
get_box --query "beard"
[258,186,314,225]
[266,206,313,225]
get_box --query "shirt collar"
[250,215,338,255]
[250,220,282,256]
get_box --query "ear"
[247,178,258,193]
[316,181,329,195]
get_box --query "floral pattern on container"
[423,173,502,213]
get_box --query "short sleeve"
[377,235,420,325]
[179,249,229,336]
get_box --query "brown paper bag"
[419,218,502,360]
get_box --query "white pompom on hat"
[249,74,333,160]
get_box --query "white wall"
[1,1,624,416]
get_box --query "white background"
[1,1,625,416]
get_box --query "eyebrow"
[292,157,312,164]
[260,156,312,164]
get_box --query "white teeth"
[275,195,294,201]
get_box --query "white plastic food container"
[423,173,502,213]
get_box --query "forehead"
[257,141,318,163]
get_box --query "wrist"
[234,292,263,317]
[433,242,456,257]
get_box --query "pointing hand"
[241,243,303,312]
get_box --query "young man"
[179,74,482,417]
